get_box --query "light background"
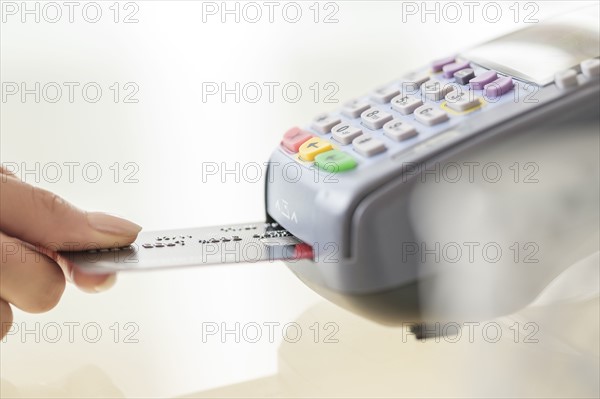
[0,1,595,397]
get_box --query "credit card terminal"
[69,6,600,325]
[265,5,600,323]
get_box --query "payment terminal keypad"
[278,57,554,174]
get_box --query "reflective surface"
[3,260,599,398]
[462,4,600,85]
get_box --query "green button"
[315,150,357,173]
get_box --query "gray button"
[360,108,393,130]
[383,119,418,141]
[444,90,480,112]
[401,71,430,93]
[390,94,423,115]
[331,123,363,145]
[580,58,600,78]
[341,100,371,118]
[371,86,400,104]
[554,69,578,89]
[414,105,449,126]
[454,68,475,85]
[352,134,387,157]
[312,114,341,134]
[421,79,454,101]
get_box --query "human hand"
[0,166,141,339]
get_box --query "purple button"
[469,70,497,90]
[442,61,471,78]
[484,77,514,98]
[431,56,455,72]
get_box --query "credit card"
[61,222,310,274]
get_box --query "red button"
[281,127,313,153]
[293,243,313,260]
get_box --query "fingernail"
[87,212,142,237]
[93,274,117,293]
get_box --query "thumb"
[0,175,141,251]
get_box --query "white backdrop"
[1,1,594,397]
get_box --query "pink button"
[442,61,471,78]
[281,127,313,153]
[431,56,455,72]
[469,70,497,90]
[484,77,514,98]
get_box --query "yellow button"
[298,137,333,162]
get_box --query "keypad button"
[483,76,514,98]
[442,60,471,78]
[555,69,578,89]
[281,127,313,153]
[341,100,371,118]
[414,105,449,126]
[444,90,481,112]
[371,86,400,104]
[431,56,455,72]
[390,94,423,115]
[580,58,600,78]
[315,150,357,172]
[298,137,334,161]
[352,135,387,157]
[311,114,341,134]
[401,71,430,93]
[360,108,393,130]
[421,79,454,101]
[331,123,363,145]
[470,70,497,90]
[383,119,418,142]
[454,68,475,85]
